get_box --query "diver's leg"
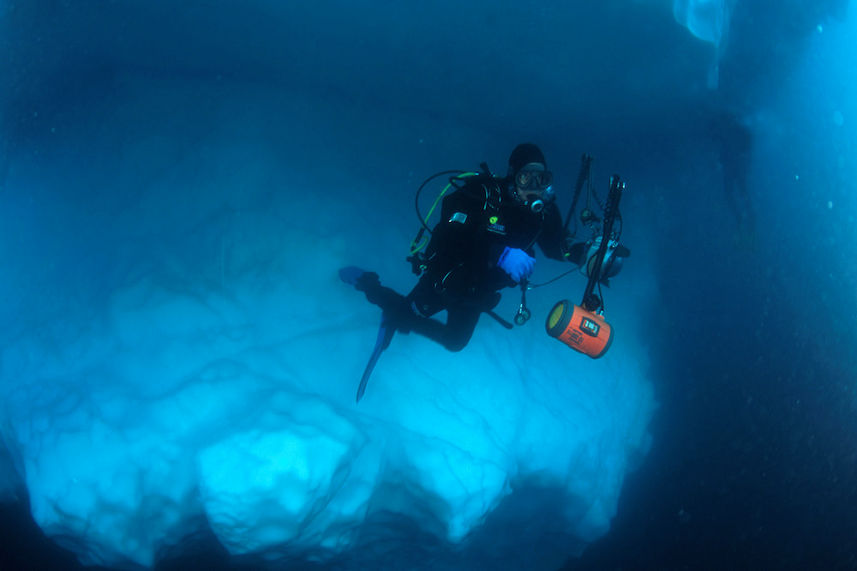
[341,267,483,352]
[437,305,482,352]
[341,269,447,342]
[340,267,409,313]
[406,282,487,352]
[400,281,485,352]
[395,304,480,353]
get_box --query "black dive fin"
[356,314,396,402]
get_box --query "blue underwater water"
[1,1,856,570]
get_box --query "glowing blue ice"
[673,0,735,88]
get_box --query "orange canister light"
[546,300,613,358]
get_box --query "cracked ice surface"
[0,78,655,569]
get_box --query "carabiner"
[514,280,531,326]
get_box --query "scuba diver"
[341,143,628,401]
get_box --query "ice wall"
[673,0,735,88]
[0,74,656,569]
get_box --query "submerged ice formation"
[673,0,735,88]
[0,79,655,569]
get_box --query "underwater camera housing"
[581,237,627,285]
[547,174,624,358]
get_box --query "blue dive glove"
[497,247,536,283]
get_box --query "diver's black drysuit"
[354,174,570,352]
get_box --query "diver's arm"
[536,204,571,262]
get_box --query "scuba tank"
[406,165,491,275]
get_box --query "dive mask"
[514,162,554,213]
[515,163,553,191]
